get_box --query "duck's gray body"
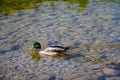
[32,42,71,56]
[39,46,70,56]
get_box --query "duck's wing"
[44,46,68,52]
[51,46,70,51]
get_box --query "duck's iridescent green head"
[33,42,41,49]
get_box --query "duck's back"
[45,46,69,52]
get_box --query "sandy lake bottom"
[0,1,120,80]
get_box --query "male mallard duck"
[30,42,71,56]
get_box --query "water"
[0,0,120,80]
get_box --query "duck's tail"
[64,46,78,51]
[64,47,70,51]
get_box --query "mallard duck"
[30,42,71,56]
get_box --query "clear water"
[0,0,120,80]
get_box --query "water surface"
[0,0,120,80]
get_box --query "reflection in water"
[30,49,41,62]
[1,0,119,17]
[30,43,120,62]
[94,0,120,3]
[62,0,89,12]
[0,0,89,17]
[0,0,40,16]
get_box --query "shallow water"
[0,0,120,80]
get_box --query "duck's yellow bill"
[29,45,34,50]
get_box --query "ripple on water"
[0,36,8,40]
[0,1,120,80]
